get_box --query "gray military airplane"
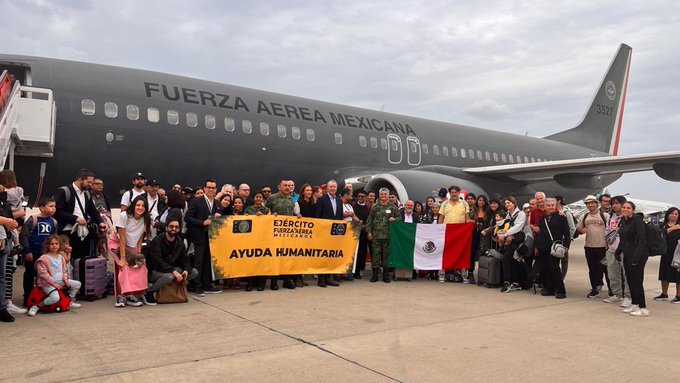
[1,43,679,204]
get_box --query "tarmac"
[2,237,677,383]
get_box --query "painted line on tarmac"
[192,297,405,383]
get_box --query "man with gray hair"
[315,180,343,287]
[238,183,252,207]
[366,187,399,283]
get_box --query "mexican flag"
[389,222,474,270]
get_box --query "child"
[492,211,510,249]
[20,198,58,307]
[28,235,81,316]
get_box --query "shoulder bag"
[544,217,566,259]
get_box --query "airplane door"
[387,134,402,164]
[406,136,421,166]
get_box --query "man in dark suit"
[184,178,222,296]
[399,200,420,223]
[314,180,343,287]
[54,168,106,260]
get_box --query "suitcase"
[73,257,108,301]
[395,268,413,281]
[477,255,502,287]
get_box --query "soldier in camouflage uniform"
[244,192,270,216]
[263,180,296,290]
[366,187,399,283]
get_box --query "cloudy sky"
[3,0,679,205]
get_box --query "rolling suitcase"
[395,268,413,281]
[477,253,502,287]
[73,257,108,301]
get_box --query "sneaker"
[114,296,126,308]
[438,272,445,284]
[204,286,222,294]
[586,289,599,299]
[622,304,639,313]
[467,274,476,285]
[555,293,567,299]
[69,301,82,309]
[630,308,650,317]
[0,308,15,322]
[603,295,622,304]
[653,293,669,301]
[27,306,39,317]
[6,301,28,315]
[620,298,632,308]
[142,292,157,306]
[194,290,206,297]
[125,296,143,307]
[501,283,520,293]
[671,296,680,304]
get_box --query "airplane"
[1,43,680,206]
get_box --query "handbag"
[156,281,189,304]
[545,217,567,259]
[671,240,680,270]
[118,264,149,295]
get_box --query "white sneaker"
[125,296,143,307]
[27,306,39,317]
[630,308,650,317]
[622,304,639,313]
[603,296,622,304]
[6,301,28,315]
[114,296,126,308]
[620,298,632,308]
[69,301,82,309]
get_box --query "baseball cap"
[182,186,194,194]
[147,179,160,187]
[133,172,146,180]
[584,195,598,203]
[438,187,448,198]
[522,203,530,209]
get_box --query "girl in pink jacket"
[27,235,82,316]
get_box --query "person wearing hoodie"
[616,201,650,317]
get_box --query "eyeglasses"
[205,186,217,189]
[167,225,180,229]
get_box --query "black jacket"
[298,198,317,218]
[185,197,218,241]
[315,194,343,220]
[53,184,103,231]
[399,210,421,223]
[146,233,189,273]
[139,192,166,216]
[615,214,648,264]
[536,212,572,251]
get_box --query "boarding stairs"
[0,69,56,169]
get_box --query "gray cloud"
[2,0,679,205]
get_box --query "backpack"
[573,210,605,239]
[645,223,666,257]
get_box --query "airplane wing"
[462,151,680,183]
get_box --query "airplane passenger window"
[460,148,467,158]
[451,147,458,157]
[291,126,300,139]
[531,157,536,163]
[126,105,139,120]
[433,145,439,156]
[104,102,117,118]
[370,137,378,149]
[380,138,387,150]
[167,110,179,125]
[508,155,514,163]
[277,124,287,138]
[422,143,428,154]
[469,149,474,159]
[306,128,315,141]
[410,141,417,153]
[186,112,198,127]
[501,153,507,163]
[81,99,95,115]
[242,120,252,134]
[335,132,343,145]
[391,140,398,151]
[147,107,160,123]
[260,122,270,136]
[524,156,529,163]
[493,152,499,162]
[485,151,491,161]
[477,150,483,160]
[224,117,235,132]
[516,155,522,163]
[359,135,367,148]
[442,146,449,157]
[205,115,216,129]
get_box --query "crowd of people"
[0,168,678,322]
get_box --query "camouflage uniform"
[244,204,270,216]
[265,192,295,216]
[366,202,399,269]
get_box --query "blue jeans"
[0,249,7,311]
